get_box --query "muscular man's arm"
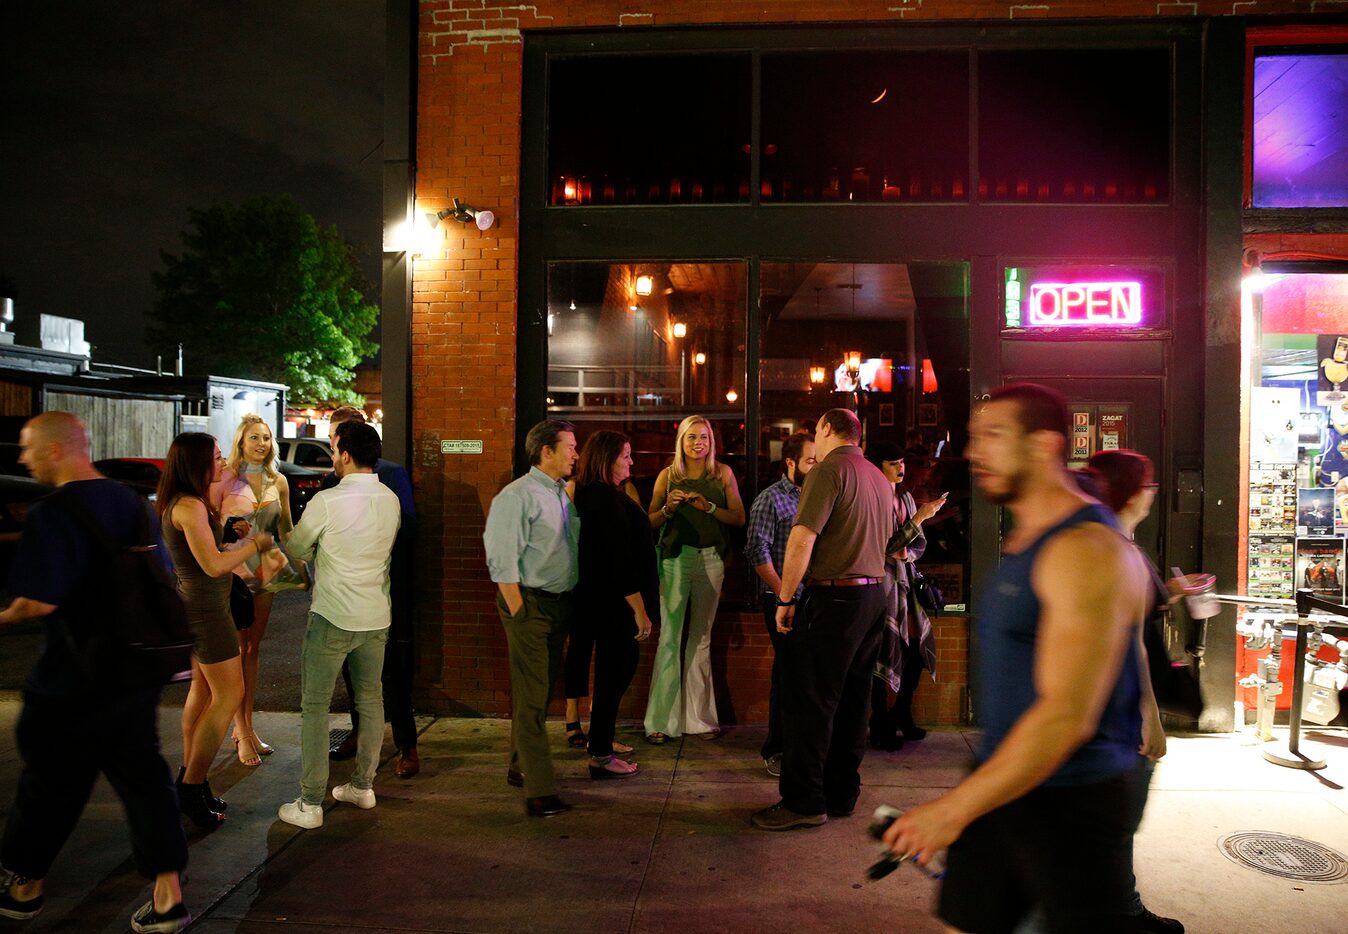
[885,524,1143,863]
[774,524,818,632]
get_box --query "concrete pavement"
[0,702,1344,932]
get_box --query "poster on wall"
[1298,487,1336,536]
[1316,334,1348,404]
[1299,410,1324,447]
[1296,540,1345,603]
[1251,387,1300,463]
[1248,534,1296,600]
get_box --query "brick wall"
[410,0,1327,722]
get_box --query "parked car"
[0,474,56,580]
[0,443,29,478]
[94,457,165,501]
[278,460,324,520]
[278,438,333,473]
[91,458,324,523]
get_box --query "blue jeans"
[300,613,388,805]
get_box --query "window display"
[1247,275,1348,601]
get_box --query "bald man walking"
[0,413,190,933]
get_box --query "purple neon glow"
[1253,53,1348,208]
[1026,281,1142,326]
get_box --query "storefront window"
[1247,273,1348,602]
[1252,51,1348,208]
[758,261,972,609]
[978,49,1171,204]
[760,51,969,203]
[547,55,751,206]
[546,262,748,593]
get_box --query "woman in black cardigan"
[574,430,657,778]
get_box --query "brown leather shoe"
[395,747,420,778]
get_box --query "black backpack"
[56,490,194,689]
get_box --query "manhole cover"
[1218,832,1348,883]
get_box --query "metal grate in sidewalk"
[1218,831,1348,883]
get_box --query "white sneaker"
[332,783,376,810]
[278,798,323,829]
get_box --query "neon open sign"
[1026,281,1143,327]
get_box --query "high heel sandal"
[251,732,275,756]
[177,767,227,812]
[178,782,225,829]
[564,721,588,748]
[233,734,262,767]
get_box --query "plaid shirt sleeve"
[743,486,778,569]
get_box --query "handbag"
[910,564,945,617]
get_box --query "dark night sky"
[0,1,384,366]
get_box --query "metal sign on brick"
[441,440,484,455]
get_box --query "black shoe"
[870,733,904,752]
[897,720,928,741]
[178,783,224,830]
[177,767,226,812]
[564,720,588,748]
[526,795,572,817]
[1131,906,1184,933]
[0,871,43,921]
[506,768,524,788]
[826,804,856,818]
[329,734,357,761]
[130,899,191,933]
[750,803,827,831]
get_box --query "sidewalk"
[0,698,1344,933]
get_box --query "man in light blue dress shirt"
[483,420,580,817]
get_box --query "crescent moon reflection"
[870,88,888,104]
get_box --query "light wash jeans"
[644,546,724,737]
[300,612,388,805]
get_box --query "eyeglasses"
[1142,483,1159,492]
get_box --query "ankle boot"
[178,782,225,829]
[177,766,227,812]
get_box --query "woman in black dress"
[574,430,656,779]
[157,433,275,826]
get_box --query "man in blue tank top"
[883,383,1153,933]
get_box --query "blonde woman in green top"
[644,415,746,742]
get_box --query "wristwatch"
[775,595,797,607]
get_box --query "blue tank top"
[975,502,1142,787]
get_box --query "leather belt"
[522,587,571,599]
[806,577,882,588]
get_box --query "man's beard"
[790,469,805,487]
[978,469,1024,506]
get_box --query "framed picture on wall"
[918,403,938,426]
[878,403,895,426]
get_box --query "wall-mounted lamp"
[425,197,497,232]
[725,388,739,404]
[809,366,827,385]
[845,350,862,380]
[694,351,707,365]
[635,274,654,297]
[673,322,687,339]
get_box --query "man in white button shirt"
[277,422,401,829]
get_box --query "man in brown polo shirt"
[751,408,895,831]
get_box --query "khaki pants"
[499,589,572,798]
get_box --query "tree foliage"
[150,194,378,405]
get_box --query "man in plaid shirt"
[744,432,816,776]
